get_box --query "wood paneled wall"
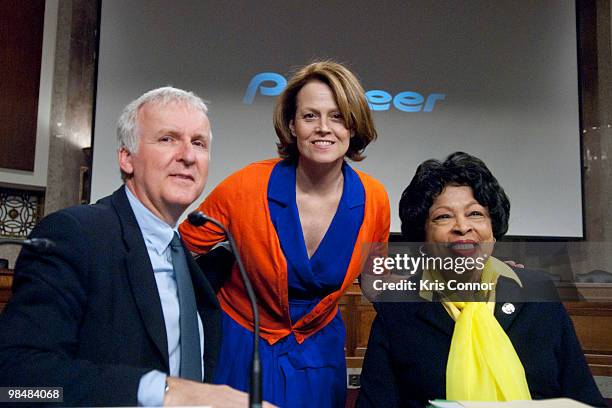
[0,269,13,312]
[0,0,46,171]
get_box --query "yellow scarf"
[438,257,532,401]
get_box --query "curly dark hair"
[399,152,510,242]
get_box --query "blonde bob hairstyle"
[273,61,377,162]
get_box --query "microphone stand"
[187,212,262,408]
[0,238,55,252]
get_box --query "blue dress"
[213,159,365,407]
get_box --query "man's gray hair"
[117,86,209,153]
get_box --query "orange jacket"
[180,159,390,344]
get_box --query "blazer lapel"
[185,250,221,382]
[410,272,526,339]
[414,277,525,335]
[494,276,524,332]
[415,301,455,337]
[407,270,455,337]
[111,187,170,370]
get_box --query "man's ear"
[118,147,134,176]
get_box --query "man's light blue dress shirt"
[125,187,204,406]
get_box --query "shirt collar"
[125,185,177,255]
[267,159,364,209]
[488,256,522,285]
[343,162,365,209]
[267,159,295,206]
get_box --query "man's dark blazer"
[0,187,222,406]
[357,269,606,407]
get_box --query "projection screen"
[91,0,583,237]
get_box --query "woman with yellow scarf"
[357,152,605,407]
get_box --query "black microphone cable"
[187,211,262,408]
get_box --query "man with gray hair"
[0,87,256,406]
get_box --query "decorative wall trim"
[0,188,44,239]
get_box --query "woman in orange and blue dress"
[179,61,390,407]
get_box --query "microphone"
[188,211,262,408]
[0,238,55,253]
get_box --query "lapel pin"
[502,303,515,315]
